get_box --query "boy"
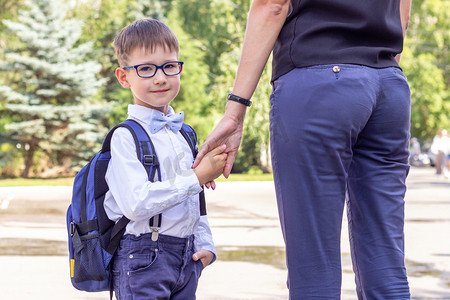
[104,19,226,299]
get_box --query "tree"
[174,0,272,173]
[175,0,246,77]
[0,0,24,49]
[402,49,448,140]
[403,0,450,141]
[409,0,450,84]
[0,0,24,131]
[0,0,107,177]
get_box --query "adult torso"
[272,0,404,81]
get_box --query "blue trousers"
[112,233,202,300]
[270,65,411,299]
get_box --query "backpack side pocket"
[72,231,107,283]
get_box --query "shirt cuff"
[175,169,203,197]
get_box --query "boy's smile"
[116,46,181,114]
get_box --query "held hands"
[194,145,227,186]
[194,102,246,178]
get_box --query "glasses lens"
[163,62,182,76]
[137,64,156,77]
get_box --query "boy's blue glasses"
[123,61,184,78]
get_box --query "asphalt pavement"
[0,167,449,299]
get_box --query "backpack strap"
[180,123,198,157]
[102,119,160,182]
[180,124,207,216]
[105,119,162,254]
[120,120,162,238]
[103,119,164,300]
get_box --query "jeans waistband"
[120,233,195,252]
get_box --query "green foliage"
[175,0,245,77]
[402,49,448,140]
[173,0,271,173]
[0,141,22,177]
[409,0,450,76]
[0,0,24,40]
[0,0,108,177]
[404,0,450,142]
[166,9,215,142]
[0,0,24,136]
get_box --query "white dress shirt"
[104,104,216,258]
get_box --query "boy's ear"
[115,67,131,88]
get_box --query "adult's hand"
[194,102,246,178]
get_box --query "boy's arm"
[105,128,203,222]
[193,215,216,266]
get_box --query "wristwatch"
[227,93,252,107]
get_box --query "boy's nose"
[153,69,167,83]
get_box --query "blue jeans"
[112,233,203,300]
[270,65,411,299]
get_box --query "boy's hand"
[192,249,214,269]
[194,145,227,186]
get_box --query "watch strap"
[227,93,252,107]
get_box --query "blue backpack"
[66,119,205,294]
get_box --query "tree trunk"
[21,144,35,178]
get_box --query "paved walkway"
[0,167,449,299]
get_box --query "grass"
[216,246,286,269]
[0,173,273,187]
[216,173,273,182]
[0,177,75,187]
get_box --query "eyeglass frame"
[122,61,184,78]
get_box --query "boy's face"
[115,46,180,114]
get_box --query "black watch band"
[227,93,252,107]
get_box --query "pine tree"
[0,0,108,177]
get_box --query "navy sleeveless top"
[272,0,404,82]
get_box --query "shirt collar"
[127,104,176,126]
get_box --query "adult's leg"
[435,151,444,175]
[270,65,376,299]
[347,67,411,299]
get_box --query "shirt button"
[187,190,192,196]
[129,254,133,259]
[333,65,340,73]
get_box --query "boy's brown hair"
[113,19,179,67]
